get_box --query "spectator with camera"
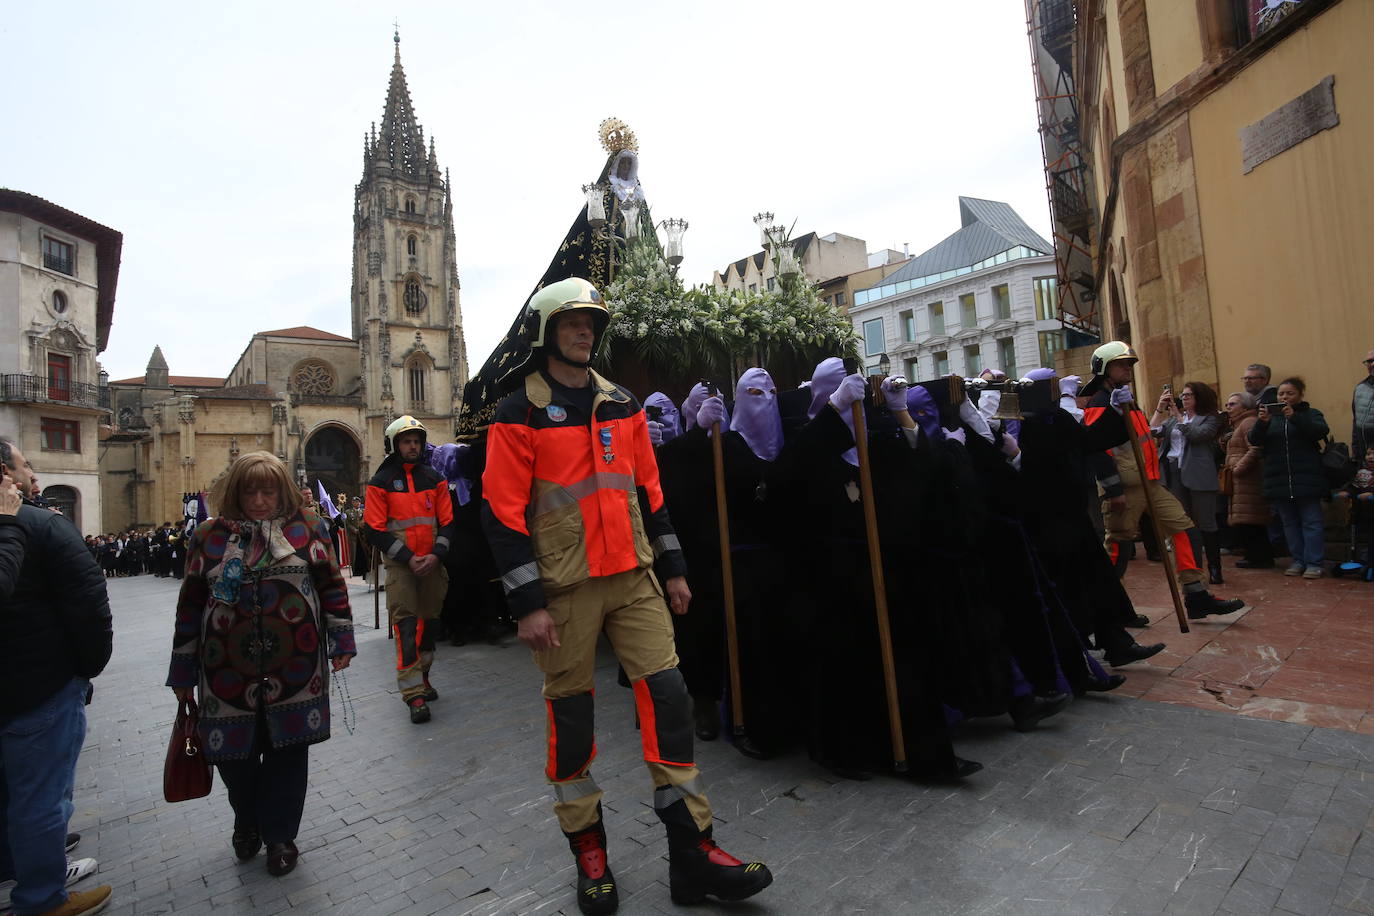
[1249,377,1330,578]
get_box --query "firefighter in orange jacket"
[482,278,772,915]
[1082,342,1244,622]
[365,416,455,723]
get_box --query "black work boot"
[565,816,618,915]
[1185,589,1245,620]
[658,797,772,905]
[421,675,438,702]
[408,697,431,723]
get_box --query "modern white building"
[0,190,121,535]
[849,197,1079,382]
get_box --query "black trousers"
[216,741,309,844]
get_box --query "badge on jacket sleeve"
[546,405,567,423]
[599,426,615,464]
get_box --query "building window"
[404,197,417,214]
[960,293,977,329]
[862,318,885,358]
[52,290,68,314]
[766,277,775,292]
[41,416,79,452]
[998,337,1017,378]
[963,344,982,376]
[900,310,915,342]
[1038,329,1066,368]
[933,351,950,376]
[835,291,847,307]
[43,237,74,275]
[991,284,1011,320]
[748,283,757,294]
[404,280,426,314]
[409,362,427,405]
[929,302,945,336]
[904,358,919,381]
[291,360,336,396]
[42,485,77,523]
[1033,277,1060,321]
[406,235,418,256]
[48,353,71,401]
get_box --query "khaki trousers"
[534,567,711,834]
[1103,481,1203,586]
[384,559,448,700]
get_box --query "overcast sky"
[3,1,1050,383]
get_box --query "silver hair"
[1227,391,1257,409]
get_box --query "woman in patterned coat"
[167,451,355,877]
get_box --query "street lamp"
[879,353,891,377]
[659,218,688,267]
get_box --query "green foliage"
[600,238,858,382]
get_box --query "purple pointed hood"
[807,357,846,419]
[906,385,945,442]
[732,368,784,461]
[645,391,681,443]
[1025,367,1055,381]
[430,442,474,506]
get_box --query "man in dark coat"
[0,438,114,915]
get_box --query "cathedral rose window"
[292,360,336,396]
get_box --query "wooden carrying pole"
[710,422,747,738]
[850,400,908,772]
[1120,401,1190,634]
[373,545,384,635]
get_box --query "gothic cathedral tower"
[352,33,468,448]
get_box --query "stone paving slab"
[55,574,1374,915]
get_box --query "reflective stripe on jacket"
[481,370,687,617]
[364,458,455,563]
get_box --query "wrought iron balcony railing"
[0,373,110,410]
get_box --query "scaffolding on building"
[1025,0,1100,337]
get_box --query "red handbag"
[163,698,213,802]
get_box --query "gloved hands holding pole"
[881,376,909,413]
[1109,384,1134,408]
[697,396,728,432]
[829,374,867,413]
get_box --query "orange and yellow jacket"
[1085,388,1159,497]
[364,456,455,563]
[481,370,687,617]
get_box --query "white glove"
[881,376,909,412]
[1109,385,1134,408]
[696,396,728,431]
[958,396,996,444]
[647,420,664,447]
[1060,375,1081,397]
[829,374,867,414]
[946,427,967,446]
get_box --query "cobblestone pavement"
[65,573,1374,915]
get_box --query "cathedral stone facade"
[99,37,468,531]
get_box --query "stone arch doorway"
[43,485,79,528]
[303,426,362,502]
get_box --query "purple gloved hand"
[1000,432,1019,457]
[647,420,665,447]
[1060,375,1081,397]
[1109,384,1134,408]
[881,375,909,412]
[829,374,867,414]
[946,427,967,446]
[696,396,728,431]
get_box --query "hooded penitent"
[906,385,946,443]
[645,391,682,443]
[732,368,784,461]
[807,357,857,466]
[430,442,474,506]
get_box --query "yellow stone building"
[1029,0,1372,421]
[99,37,468,530]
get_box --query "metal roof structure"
[877,198,1051,288]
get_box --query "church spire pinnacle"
[373,30,427,179]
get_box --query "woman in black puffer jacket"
[1248,376,1329,577]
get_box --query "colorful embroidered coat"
[167,510,356,762]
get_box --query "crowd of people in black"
[83,525,188,579]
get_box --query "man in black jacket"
[0,438,114,916]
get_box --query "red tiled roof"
[108,375,225,387]
[254,326,353,342]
